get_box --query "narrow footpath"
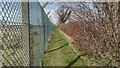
[43,29,93,67]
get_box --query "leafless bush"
[58,2,120,66]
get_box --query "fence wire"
[29,2,55,66]
[0,0,54,67]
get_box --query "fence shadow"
[65,54,86,68]
[52,39,64,43]
[44,43,69,54]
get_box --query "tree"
[58,2,120,66]
[57,5,71,24]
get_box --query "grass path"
[43,29,94,67]
[43,29,76,66]
[46,32,64,66]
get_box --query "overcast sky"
[44,3,59,25]
[39,0,60,25]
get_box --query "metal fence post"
[22,1,30,66]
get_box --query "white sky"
[44,3,59,25]
[39,1,60,25]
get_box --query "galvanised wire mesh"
[0,1,30,67]
[0,0,54,67]
[29,1,55,66]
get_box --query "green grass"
[58,31,77,65]
[43,29,95,66]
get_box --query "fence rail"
[0,0,54,67]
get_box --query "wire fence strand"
[0,0,54,67]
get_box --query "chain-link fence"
[29,2,55,66]
[0,0,54,67]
